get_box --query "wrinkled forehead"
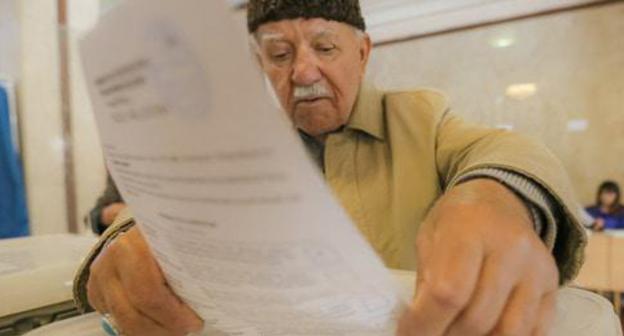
[254,19,349,45]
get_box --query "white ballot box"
[23,270,623,336]
[0,234,97,335]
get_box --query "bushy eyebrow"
[256,32,287,44]
[308,28,338,40]
[256,27,339,45]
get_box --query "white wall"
[0,0,20,79]
[367,2,624,204]
[18,0,68,235]
[68,0,107,232]
[6,0,108,235]
[99,0,121,12]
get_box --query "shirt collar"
[345,82,386,141]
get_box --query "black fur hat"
[247,0,366,33]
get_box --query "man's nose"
[291,48,322,86]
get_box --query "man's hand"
[397,179,559,336]
[100,202,127,227]
[87,226,204,336]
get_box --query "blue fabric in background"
[0,83,29,238]
[586,206,624,230]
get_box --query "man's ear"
[359,32,372,70]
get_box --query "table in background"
[575,231,624,312]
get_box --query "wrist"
[444,178,534,228]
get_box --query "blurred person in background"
[586,180,624,231]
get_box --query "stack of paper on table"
[0,234,97,334]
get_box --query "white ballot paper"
[80,0,404,334]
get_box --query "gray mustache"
[293,84,332,101]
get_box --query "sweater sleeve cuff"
[72,208,136,313]
[456,167,559,250]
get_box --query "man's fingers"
[103,279,176,336]
[531,292,557,336]
[86,275,107,313]
[414,232,434,292]
[87,243,119,312]
[405,237,484,335]
[86,226,203,334]
[111,228,204,333]
[446,254,519,336]
[486,282,543,336]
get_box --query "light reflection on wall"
[505,83,537,100]
[368,2,624,204]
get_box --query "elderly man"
[75,0,586,335]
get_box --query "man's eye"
[270,52,291,61]
[317,45,336,53]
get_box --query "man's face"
[253,18,372,138]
